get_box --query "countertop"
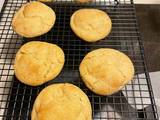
[135,4,160,115]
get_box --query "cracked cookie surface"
[70,9,112,42]
[14,41,65,86]
[31,83,92,120]
[12,1,56,38]
[79,48,134,95]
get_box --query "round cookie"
[12,1,56,38]
[70,9,112,42]
[14,41,65,86]
[79,48,134,95]
[38,0,53,2]
[31,83,92,120]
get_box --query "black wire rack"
[0,0,159,119]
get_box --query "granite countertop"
[135,4,160,116]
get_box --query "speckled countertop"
[135,4,160,116]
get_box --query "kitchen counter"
[0,0,5,12]
[136,4,160,72]
[135,4,160,116]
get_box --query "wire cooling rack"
[0,0,159,119]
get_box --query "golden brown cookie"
[14,41,65,86]
[31,83,92,120]
[79,48,134,95]
[70,9,112,42]
[38,0,53,2]
[12,1,56,38]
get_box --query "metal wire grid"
[0,0,159,119]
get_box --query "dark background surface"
[135,4,160,72]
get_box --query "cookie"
[12,1,56,37]
[70,9,112,42]
[79,48,134,95]
[31,83,92,120]
[14,41,65,86]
